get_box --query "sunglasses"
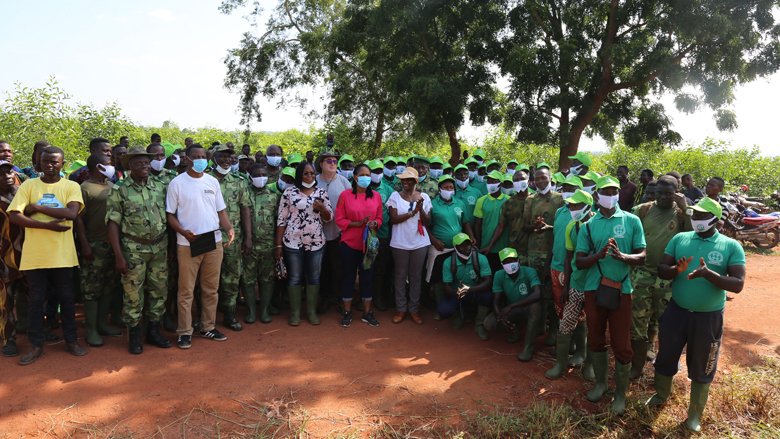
[324,159,338,164]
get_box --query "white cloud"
[148,8,175,22]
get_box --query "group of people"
[0,136,745,432]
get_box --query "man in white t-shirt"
[166,144,235,350]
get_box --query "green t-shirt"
[663,231,745,312]
[564,216,592,291]
[431,196,466,247]
[632,202,688,274]
[442,252,492,287]
[470,179,488,196]
[375,181,394,240]
[492,266,541,303]
[474,193,510,253]
[575,208,646,293]
[550,206,572,271]
[455,185,482,224]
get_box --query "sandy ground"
[0,252,777,438]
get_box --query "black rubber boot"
[128,325,143,355]
[146,321,172,348]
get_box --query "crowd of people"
[0,135,746,432]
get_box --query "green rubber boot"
[97,294,122,336]
[259,283,273,324]
[517,323,537,362]
[685,382,710,433]
[630,339,648,380]
[646,373,674,406]
[586,351,608,402]
[611,361,631,415]
[570,323,587,366]
[288,286,302,326]
[84,301,103,347]
[474,305,490,341]
[244,287,257,324]
[544,332,572,379]
[306,285,320,325]
[544,305,559,347]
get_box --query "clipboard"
[190,231,217,257]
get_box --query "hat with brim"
[237,155,251,161]
[464,157,478,166]
[429,156,444,166]
[212,145,235,155]
[437,175,455,186]
[552,172,566,184]
[516,163,530,172]
[485,159,500,169]
[396,167,419,180]
[367,159,383,171]
[689,197,723,219]
[536,162,551,170]
[287,153,303,166]
[596,175,620,190]
[410,154,430,165]
[452,233,471,246]
[562,174,583,189]
[383,156,396,166]
[582,170,601,183]
[568,151,593,167]
[507,160,519,167]
[281,167,296,179]
[454,164,468,173]
[443,163,453,171]
[66,160,86,175]
[502,174,514,184]
[565,189,593,206]
[499,247,518,262]
[121,146,154,169]
[472,149,486,159]
[486,170,504,182]
[338,154,355,166]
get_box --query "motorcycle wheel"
[753,229,780,249]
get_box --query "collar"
[594,207,625,220]
[692,230,720,242]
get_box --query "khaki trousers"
[176,245,223,336]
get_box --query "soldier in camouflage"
[241,164,281,323]
[106,147,171,354]
[211,145,252,331]
[502,166,531,266]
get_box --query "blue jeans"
[284,246,324,287]
[437,288,493,318]
[339,243,373,300]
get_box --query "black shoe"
[2,339,18,357]
[177,335,192,349]
[66,341,87,356]
[128,325,143,355]
[340,311,352,328]
[223,315,243,332]
[146,322,172,348]
[361,312,380,327]
[19,346,43,365]
[199,329,227,341]
[44,332,63,345]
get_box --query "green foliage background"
[1,79,778,196]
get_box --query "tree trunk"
[372,110,385,157]
[445,125,461,167]
[559,128,582,170]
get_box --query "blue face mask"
[192,159,208,173]
[429,169,443,179]
[357,175,371,188]
[266,156,282,167]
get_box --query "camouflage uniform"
[241,183,281,318]
[216,172,250,312]
[501,193,529,264]
[418,176,439,200]
[106,176,169,327]
[80,241,117,301]
[151,168,178,187]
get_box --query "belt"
[123,234,166,245]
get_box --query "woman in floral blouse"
[275,162,333,326]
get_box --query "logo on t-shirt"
[707,251,724,266]
[204,189,215,195]
[517,283,528,296]
[454,207,463,218]
[467,196,476,205]
[613,224,626,239]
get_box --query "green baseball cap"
[498,247,518,262]
[472,149,487,159]
[516,163,530,172]
[281,167,296,179]
[383,156,397,166]
[443,163,453,171]
[437,175,455,186]
[507,159,519,167]
[689,197,723,219]
[582,170,601,183]
[564,189,593,206]
[464,157,479,166]
[66,159,87,175]
[486,170,504,181]
[410,154,430,164]
[452,232,471,246]
[596,175,620,189]
[536,162,551,170]
[485,159,500,169]
[562,174,584,189]
[568,151,593,167]
[454,164,468,173]
[338,154,355,166]
[503,173,514,183]
[366,159,383,171]
[287,153,303,166]
[552,172,566,184]
[429,156,444,165]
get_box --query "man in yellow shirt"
[8,146,86,365]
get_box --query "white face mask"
[537,183,551,195]
[569,205,590,222]
[231,163,239,173]
[503,262,520,275]
[171,155,181,167]
[501,187,514,195]
[266,156,282,167]
[476,175,485,183]
[455,248,472,260]
[278,180,289,191]
[570,164,583,176]
[97,164,115,179]
[429,169,443,179]
[691,217,717,233]
[468,170,478,181]
[476,159,484,166]
[150,159,166,172]
[339,169,353,180]
[486,183,501,194]
[302,180,316,188]
[506,169,516,176]
[456,179,469,189]
[582,184,596,194]
[251,176,268,188]
[598,194,619,209]
[371,172,383,184]
[396,165,406,174]
[216,165,231,175]
[440,189,454,201]
[561,191,575,200]
[384,167,395,178]
[513,180,528,193]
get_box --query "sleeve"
[105,186,123,225]
[65,181,84,213]
[564,221,576,251]
[575,220,591,254]
[492,271,504,293]
[478,254,492,277]
[373,195,383,228]
[422,193,432,213]
[276,191,291,227]
[386,191,398,210]
[334,192,350,233]
[6,181,30,214]
[472,196,485,219]
[239,182,251,208]
[526,266,541,288]
[320,188,333,215]
[165,179,178,214]
[727,239,747,266]
[214,180,227,212]
[663,233,680,257]
[441,256,454,284]
[520,196,533,227]
[631,215,646,249]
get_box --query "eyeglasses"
[324,159,338,164]
[302,171,316,176]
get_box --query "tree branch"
[608,45,693,91]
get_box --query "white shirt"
[166,172,227,246]
[386,191,432,250]
[316,173,351,241]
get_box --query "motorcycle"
[720,206,780,249]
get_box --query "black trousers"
[25,268,77,347]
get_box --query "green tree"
[499,0,780,168]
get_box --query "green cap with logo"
[498,247,518,262]
[452,232,472,246]
[366,159,383,171]
[596,175,620,189]
[287,153,303,166]
[383,156,397,166]
[552,172,566,184]
[437,175,455,186]
[568,151,593,167]
[581,170,601,183]
[562,174,583,189]
[487,170,505,181]
[338,154,354,166]
[281,167,296,179]
[689,196,723,220]
[564,189,593,206]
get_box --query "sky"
[1,1,779,156]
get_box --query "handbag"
[362,226,380,270]
[585,222,627,310]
